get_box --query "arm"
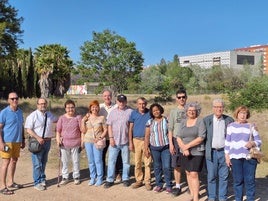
[0,124,5,151]
[26,128,45,145]
[128,122,134,151]
[21,126,25,149]
[144,127,151,158]
[81,113,89,134]
[168,130,175,155]
[108,125,115,147]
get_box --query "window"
[237,55,254,65]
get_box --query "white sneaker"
[41,180,46,187]
[74,178,80,185]
[34,183,45,191]
[59,178,69,186]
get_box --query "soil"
[0,139,268,201]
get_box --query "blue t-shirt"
[129,109,151,138]
[0,106,24,143]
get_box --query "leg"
[102,140,109,177]
[206,152,217,201]
[40,140,51,182]
[93,146,103,185]
[115,150,123,175]
[85,142,97,184]
[150,148,163,188]
[60,147,70,179]
[133,139,143,183]
[188,171,200,201]
[121,144,130,181]
[231,159,244,201]
[71,146,80,179]
[106,145,119,182]
[243,159,257,201]
[31,152,43,186]
[161,147,172,188]
[142,141,152,185]
[218,150,229,201]
[0,158,10,189]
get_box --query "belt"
[134,137,144,140]
[212,147,224,151]
[43,138,52,141]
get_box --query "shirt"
[211,115,226,149]
[129,109,151,138]
[168,107,186,137]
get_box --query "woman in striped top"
[225,106,262,201]
[144,103,172,194]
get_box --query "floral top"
[84,116,107,143]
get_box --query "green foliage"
[79,29,144,94]
[228,76,268,111]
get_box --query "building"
[235,44,268,74]
[179,50,263,71]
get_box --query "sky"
[8,0,268,66]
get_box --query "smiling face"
[90,104,100,115]
[37,98,48,113]
[187,106,197,119]
[65,103,75,117]
[8,92,19,110]
[102,90,112,106]
[213,102,224,118]
[176,92,187,108]
[237,110,248,123]
[137,98,147,113]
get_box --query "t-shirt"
[129,109,151,138]
[84,115,107,143]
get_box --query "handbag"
[247,124,264,163]
[94,137,106,149]
[28,113,47,153]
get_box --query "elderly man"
[104,94,133,188]
[25,98,58,191]
[204,99,234,201]
[0,92,25,195]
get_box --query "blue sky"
[9,0,268,66]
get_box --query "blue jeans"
[106,144,130,182]
[206,149,229,201]
[31,140,51,186]
[150,145,172,188]
[231,158,257,201]
[85,142,103,183]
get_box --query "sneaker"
[172,187,182,196]
[88,179,95,186]
[95,180,103,186]
[41,180,46,187]
[115,174,122,183]
[132,181,143,189]
[153,186,163,192]
[104,182,114,188]
[59,178,69,186]
[122,180,130,187]
[74,178,80,185]
[166,187,172,194]
[34,183,45,191]
[145,183,152,191]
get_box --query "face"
[65,103,75,116]
[137,99,147,113]
[152,106,162,118]
[117,100,127,110]
[213,102,224,118]
[8,92,19,109]
[90,104,100,115]
[187,106,197,119]
[176,93,187,107]
[102,91,112,105]
[37,98,47,112]
[237,110,248,123]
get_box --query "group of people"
[0,90,263,201]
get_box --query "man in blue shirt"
[128,97,152,190]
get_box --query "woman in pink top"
[56,100,82,186]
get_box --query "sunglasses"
[10,97,19,101]
[177,96,186,100]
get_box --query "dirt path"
[1,142,268,201]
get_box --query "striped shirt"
[225,122,262,159]
[146,117,169,147]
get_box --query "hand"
[129,142,134,152]
[169,143,176,155]
[21,141,26,149]
[183,149,190,156]
[109,138,115,147]
[144,147,151,158]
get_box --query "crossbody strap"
[42,113,48,139]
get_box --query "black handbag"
[28,113,47,153]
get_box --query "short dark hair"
[176,88,187,97]
[64,99,75,108]
[149,103,164,117]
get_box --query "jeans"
[85,142,103,183]
[106,144,130,182]
[206,149,229,201]
[231,158,257,201]
[31,140,51,186]
[61,146,80,179]
[150,145,172,188]
[133,138,152,184]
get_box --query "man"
[128,97,152,191]
[204,99,234,201]
[0,92,25,195]
[25,98,58,191]
[168,88,187,196]
[104,94,133,188]
[99,89,122,182]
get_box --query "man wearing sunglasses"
[168,88,187,196]
[0,92,25,195]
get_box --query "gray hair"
[185,102,202,117]
[212,98,225,107]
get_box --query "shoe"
[122,180,130,187]
[34,184,45,191]
[132,181,142,189]
[95,180,103,186]
[59,178,69,186]
[74,178,80,185]
[153,186,163,192]
[104,182,114,188]
[166,187,172,194]
[115,174,122,183]
[145,183,152,191]
[172,187,182,196]
[0,187,14,195]
[88,179,95,186]
[8,182,23,189]
[41,180,46,187]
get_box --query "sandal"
[0,188,14,195]
[8,182,23,189]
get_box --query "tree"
[80,29,144,94]
[34,44,73,98]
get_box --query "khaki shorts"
[0,142,21,158]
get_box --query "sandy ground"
[0,140,268,201]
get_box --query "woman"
[144,103,172,193]
[176,102,206,201]
[225,106,262,201]
[56,99,83,185]
[81,100,107,186]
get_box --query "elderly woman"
[81,100,107,186]
[176,102,206,201]
[225,106,262,201]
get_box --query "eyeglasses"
[177,96,186,100]
[10,97,19,101]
